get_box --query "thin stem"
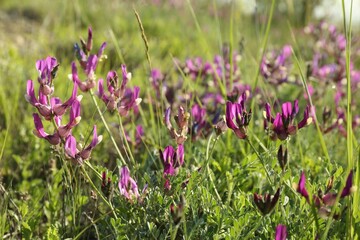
[89,89,126,166]
[73,209,115,240]
[204,134,222,203]
[81,165,118,220]
[243,215,265,240]
[117,114,136,166]
[246,138,273,185]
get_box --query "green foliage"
[0,0,359,239]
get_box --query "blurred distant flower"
[149,68,164,97]
[225,92,251,139]
[253,188,280,215]
[264,100,312,141]
[275,224,287,240]
[125,125,144,147]
[191,104,211,141]
[261,45,292,85]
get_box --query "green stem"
[243,216,265,240]
[73,209,115,240]
[205,134,222,203]
[89,89,126,166]
[117,114,135,166]
[246,138,273,185]
[81,165,118,220]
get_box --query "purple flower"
[160,145,184,176]
[32,113,61,145]
[57,99,81,138]
[79,125,102,160]
[149,68,164,97]
[119,166,139,201]
[340,170,354,197]
[253,188,280,215]
[35,56,59,95]
[125,125,144,147]
[264,100,312,140]
[275,224,287,240]
[97,65,142,116]
[191,104,209,141]
[260,45,292,85]
[118,87,141,117]
[74,26,107,71]
[64,125,102,164]
[118,166,147,202]
[225,92,251,139]
[160,144,184,190]
[72,27,107,92]
[296,171,354,218]
[71,62,96,92]
[297,171,309,201]
[26,79,78,120]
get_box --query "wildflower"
[71,61,97,92]
[260,45,292,85]
[118,166,147,202]
[160,145,184,176]
[36,56,59,95]
[160,144,184,190]
[64,125,102,164]
[191,104,209,141]
[125,125,144,147]
[264,100,312,141]
[253,188,280,215]
[225,92,251,139]
[72,26,107,92]
[275,224,287,240]
[97,65,142,116]
[74,27,107,70]
[26,78,78,120]
[296,171,354,218]
[32,113,61,145]
[149,68,164,97]
[57,99,82,138]
[164,106,189,145]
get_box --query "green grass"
[0,0,359,239]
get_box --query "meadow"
[0,0,359,239]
